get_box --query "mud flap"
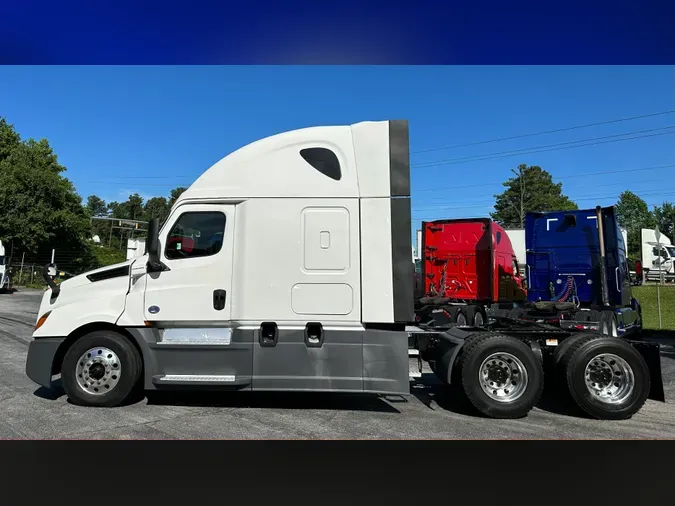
[424,326,472,384]
[631,341,665,402]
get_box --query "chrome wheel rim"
[456,312,468,325]
[474,312,484,326]
[75,347,122,395]
[584,353,634,404]
[479,352,529,402]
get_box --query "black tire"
[553,333,590,370]
[453,334,544,418]
[449,306,469,326]
[466,305,487,327]
[599,311,618,337]
[61,330,142,407]
[559,335,650,420]
[580,310,600,323]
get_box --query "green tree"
[85,195,111,243]
[85,195,108,217]
[144,196,170,224]
[0,118,95,270]
[109,193,144,221]
[652,201,675,243]
[615,191,656,257]
[491,164,578,227]
[168,186,187,207]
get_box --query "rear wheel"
[466,305,487,327]
[559,335,650,420]
[61,330,142,407]
[449,306,469,326]
[599,311,618,337]
[454,334,544,418]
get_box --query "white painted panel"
[351,121,391,198]
[177,125,361,201]
[505,228,526,268]
[360,197,394,323]
[232,198,361,322]
[302,207,350,271]
[291,283,353,315]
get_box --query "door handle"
[213,289,226,310]
[259,322,278,347]
[615,267,620,291]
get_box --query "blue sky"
[0,66,673,236]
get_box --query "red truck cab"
[416,218,526,305]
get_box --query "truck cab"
[641,228,674,280]
[25,120,415,406]
[525,207,640,335]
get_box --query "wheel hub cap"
[479,352,529,403]
[584,353,634,404]
[75,347,122,395]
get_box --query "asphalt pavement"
[1,289,674,439]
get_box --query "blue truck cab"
[525,206,641,336]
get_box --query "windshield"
[667,246,675,258]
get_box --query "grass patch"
[633,285,675,330]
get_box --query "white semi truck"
[641,228,674,281]
[24,120,664,420]
[0,240,10,292]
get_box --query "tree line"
[489,164,674,258]
[0,117,672,274]
[0,117,186,272]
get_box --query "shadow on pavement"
[409,374,481,417]
[145,390,401,413]
[410,372,593,419]
[33,379,65,401]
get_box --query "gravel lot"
[1,289,675,439]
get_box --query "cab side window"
[165,212,226,260]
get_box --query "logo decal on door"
[148,306,160,314]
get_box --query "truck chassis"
[407,318,664,420]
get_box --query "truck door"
[144,204,235,322]
[143,204,251,387]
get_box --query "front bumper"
[25,337,66,388]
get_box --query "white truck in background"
[641,228,674,281]
[0,240,9,292]
[504,228,526,276]
[126,238,147,260]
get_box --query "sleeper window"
[165,212,226,260]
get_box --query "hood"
[57,258,137,291]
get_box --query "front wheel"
[61,330,142,407]
[559,335,650,420]
[454,334,544,418]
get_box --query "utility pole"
[518,165,526,228]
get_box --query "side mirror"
[146,218,165,272]
[42,263,60,298]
